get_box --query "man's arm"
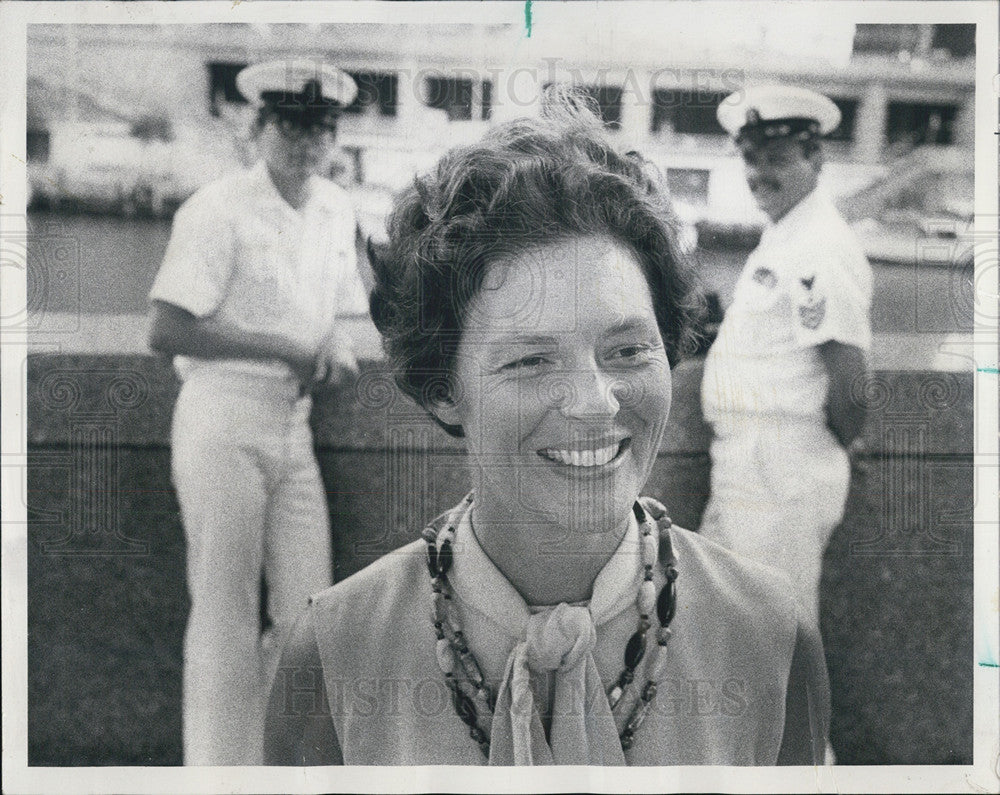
[148,300,317,384]
[818,340,867,448]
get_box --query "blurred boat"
[28,117,243,217]
[837,145,974,266]
[690,145,973,267]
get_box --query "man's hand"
[311,331,358,391]
[285,348,319,386]
[818,340,868,449]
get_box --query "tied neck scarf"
[490,604,623,765]
[448,505,642,766]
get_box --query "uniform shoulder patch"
[795,272,826,329]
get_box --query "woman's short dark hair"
[369,93,703,437]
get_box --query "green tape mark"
[976,366,999,374]
[524,0,532,37]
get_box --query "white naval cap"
[716,84,841,142]
[236,59,358,112]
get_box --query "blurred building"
[26,21,974,231]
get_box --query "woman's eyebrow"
[492,333,560,347]
[482,319,656,349]
[605,317,658,336]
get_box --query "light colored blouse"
[265,499,829,766]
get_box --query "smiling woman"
[263,93,832,767]
[434,236,675,605]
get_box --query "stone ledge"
[26,353,973,455]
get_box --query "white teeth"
[540,442,622,467]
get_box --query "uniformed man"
[148,60,366,765]
[699,85,872,631]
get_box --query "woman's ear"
[424,399,465,439]
[425,394,462,429]
[421,372,465,435]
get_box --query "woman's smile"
[537,437,630,469]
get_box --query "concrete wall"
[26,353,974,765]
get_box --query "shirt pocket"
[230,221,299,328]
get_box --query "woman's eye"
[611,344,651,362]
[502,355,549,371]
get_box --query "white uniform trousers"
[171,370,333,766]
[699,416,850,629]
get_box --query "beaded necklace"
[422,496,679,759]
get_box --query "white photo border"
[2,2,997,793]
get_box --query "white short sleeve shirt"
[702,188,872,424]
[149,161,366,380]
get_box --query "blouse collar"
[448,500,644,638]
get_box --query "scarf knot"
[490,603,624,765]
[524,604,596,673]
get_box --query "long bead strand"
[424,498,678,760]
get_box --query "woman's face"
[435,235,673,535]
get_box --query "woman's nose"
[541,367,621,418]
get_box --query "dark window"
[853,24,923,56]
[651,89,727,136]
[208,61,249,117]
[542,83,622,129]
[587,85,622,129]
[854,23,974,61]
[27,129,50,163]
[481,80,493,121]
[130,115,174,143]
[931,24,975,60]
[827,98,858,142]
[425,76,474,121]
[344,72,398,117]
[886,101,958,147]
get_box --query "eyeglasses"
[272,117,338,142]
